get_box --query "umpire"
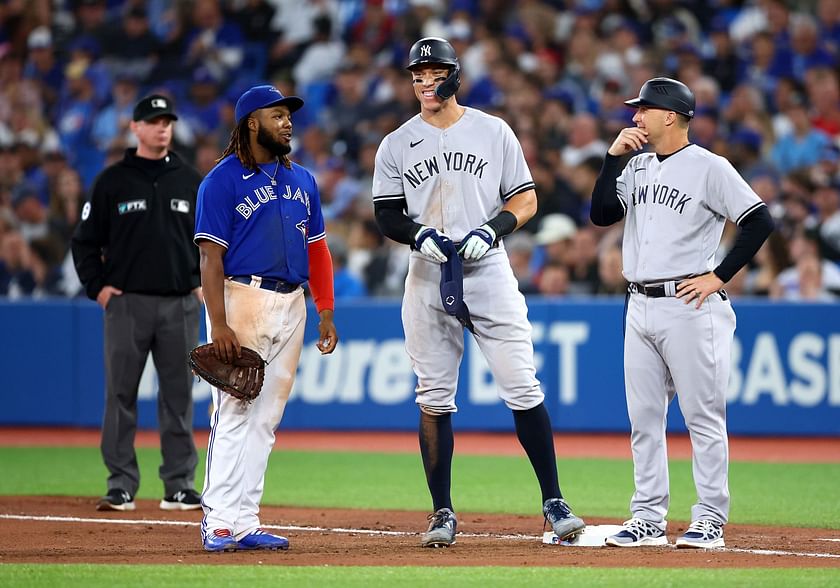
[71,95,204,512]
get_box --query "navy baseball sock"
[419,412,454,512]
[513,403,562,503]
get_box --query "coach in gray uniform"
[72,95,203,512]
[591,78,773,548]
[373,37,585,548]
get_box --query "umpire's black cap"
[133,94,178,122]
[624,77,696,118]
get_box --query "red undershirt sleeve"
[307,238,335,313]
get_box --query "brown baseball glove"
[189,343,265,402]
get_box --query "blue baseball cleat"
[203,528,238,552]
[237,529,290,551]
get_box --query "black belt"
[629,282,669,298]
[629,281,728,301]
[229,276,300,293]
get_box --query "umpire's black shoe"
[543,498,585,540]
[96,488,135,511]
[421,508,457,547]
[160,489,202,511]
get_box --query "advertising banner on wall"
[3,298,838,435]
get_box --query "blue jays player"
[591,78,773,548]
[194,85,338,552]
[373,37,585,547]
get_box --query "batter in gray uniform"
[373,37,585,548]
[591,78,774,548]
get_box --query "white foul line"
[1,513,839,559]
[0,513,533,540]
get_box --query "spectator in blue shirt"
[771,96,831,174]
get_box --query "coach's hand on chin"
[608,127,649,156]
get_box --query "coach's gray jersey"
[614,144,765,283]
[372,107,535,241]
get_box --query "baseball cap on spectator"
[709,16,729,34]
[601,15,638,36]
[68,35,100,58]
[731,128,763,152]
[126,5,147,19]
[14,129,40,149]
[659,16,687,39]
[234,85,303,125]
[543,87,575,112]
[694,106,719,120]
[449,19,472,41]
[27,26,52,50]
[820,141,840,163]
[192,67,217,85]
[534,214,577,245]
[11,183,45,208]
[114,70,140,84]
[133,94,178,121]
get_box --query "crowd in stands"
[1,0,839,302]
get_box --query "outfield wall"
[3,298,839,436]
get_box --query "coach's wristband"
[485,211,518,242]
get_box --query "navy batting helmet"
[406,37,461,100]
[624,77,696,118]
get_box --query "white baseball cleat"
[675,519,725,548]
[604,518,669,547]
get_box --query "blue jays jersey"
[194,155,326,284]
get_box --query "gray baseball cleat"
[543,498,586,540]
[421,508,457,547]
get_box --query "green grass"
[0,447,838,528]
[0,564,838,587]
[1,448,838,585]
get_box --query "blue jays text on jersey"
[235,182,312,219]
[194,154,326,285]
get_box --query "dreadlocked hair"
[217,118,292,171]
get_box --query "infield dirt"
[2,429,839,567]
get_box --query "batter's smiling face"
[411,64,450,110]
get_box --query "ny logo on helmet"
[420,44,431,57]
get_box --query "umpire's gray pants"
[101,292,200,496]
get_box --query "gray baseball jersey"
[372,107,543,413]
[615,144,765,283]
[372,108,535,242]
[613,143,766,528]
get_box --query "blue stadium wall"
[3,298,839,436]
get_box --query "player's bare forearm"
[316,309,338,354]
[503,189,538,227]
[199,241,240,362]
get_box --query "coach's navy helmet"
[407,37,461,100]
[235,85,304,125]
[624,77,696,118]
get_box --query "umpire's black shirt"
[72,148,203,300]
